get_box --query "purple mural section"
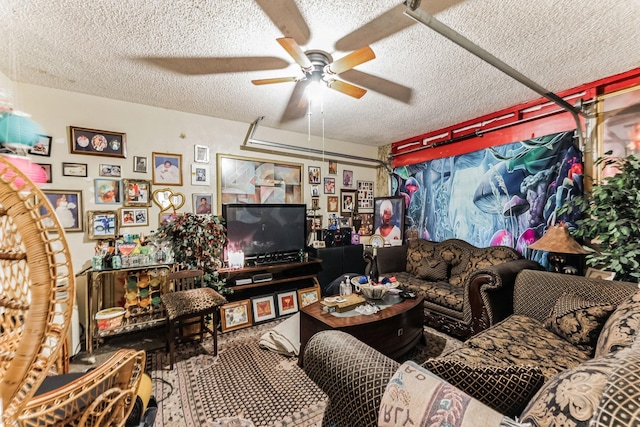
[392,130,583,260]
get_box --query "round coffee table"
[298,294,424,366]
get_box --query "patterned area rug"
[147,318,461,426]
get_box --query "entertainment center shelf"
[218,258,322,298]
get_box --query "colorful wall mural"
[392,130,583,260]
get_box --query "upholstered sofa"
[368,238,540,338]
[304,270,640,426]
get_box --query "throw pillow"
[595,289,640,357]
[544,293,615,356]
[422,357,545,417]
[415,258,449,281]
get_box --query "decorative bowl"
[356,282,399,300]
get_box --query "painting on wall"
[216,153,302,211]
[392,130,582,268]
[42,190,83,232]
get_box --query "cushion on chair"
[544,292,615,356]
[415,258,449,281]
[161,287,227,320]
[422,358,545,417]
[595,289,640,357]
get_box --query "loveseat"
[368,238,540,338]
[303,270,640,426]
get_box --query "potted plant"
[561,154,640,282]
[154,213,229,293]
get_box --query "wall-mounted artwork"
[152,152,183,186]
[87,210,117,239]
[357,180,374,212]
[122,179,151,207]
[69,126,126,158]
[216,153,302,212]
[42,190,83,232]
[94,178,122,204]
[30,135,52,157]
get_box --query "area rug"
[147,319,461,427]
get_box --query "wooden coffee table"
[298,294,424,366]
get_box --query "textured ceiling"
[1,1,639,147]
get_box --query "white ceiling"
[1,1,639,147]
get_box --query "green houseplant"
[154,213,229,294]
[561,154,640,282]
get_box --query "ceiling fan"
[144,0,464,122]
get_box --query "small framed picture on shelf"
[36,163,52,183]
[251,294,277,324]
[133,156,148,173]
[276,290,299,316]
[87,210,118,240]
[220,300,253,333]
[29,135,52,157]
[297,286,320,308]
[62,162,88,177]
[585,267,616,280]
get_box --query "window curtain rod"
[242,116,393,174]
[403,1,586,148]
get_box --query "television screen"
[223,203,307,261]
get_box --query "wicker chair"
[161,269,227,369]
[0,156,145,426]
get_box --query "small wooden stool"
[161,270,227,369]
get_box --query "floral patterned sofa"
[303,270,640,426]
[368,238,540,339]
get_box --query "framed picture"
[311,197,319,210]
[62,162,87,177]
[324,177,335,194]
[120,207,148,227]
[358,212,374,236]
[42,190,83,232]
[87,210,117,239]
[159,211,184,226]
[152,188,186,212]
[374,196,406,246]
[191,163,210,186]
[152,152,183,186]
[133,156,147,173]
[297,286,320,308]
[99,164,121,177]
[276,290,299,316]
[36,163,52,183]
[306,215,323,236]
[220,300,253,333]
[327,196,339,212]
[597,84,640,180]
[216,154,302,210]
[328,160,338,175]
[340,189,357,216]
[94,178,122,204]
[311,185,319,197]
[194,145,209,163]
[29,135,52,157]
[585,267,616,280]
[69,126,126,158]
[251,294,277,323]
[343,170,353,187]
[193,193,213,214]
[122,179,151,207]
[357,180,374,212]
[338,217,351,228]
[308,166,321,184]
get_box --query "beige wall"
[2,78,379,274]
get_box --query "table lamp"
[528,224,589,273]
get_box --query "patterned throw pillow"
[544,293,615,356]
[422,357,545,417]
[415,258,449,281]
[595,289,640,357]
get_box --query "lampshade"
[0,155,48,186]
[528,224,589,254]
[0,113,45,148]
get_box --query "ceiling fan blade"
[280,80,310,122]
[255,0,311,45]
[277,38,313,71]
[326,80,367,99]
[327,46,375,75]
[334,0,466,52]
[143,57,289,75]
[252,76,299,85]
[340,69,413,104]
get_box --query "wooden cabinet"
[85,264,172,355]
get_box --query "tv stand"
[218,258,322,300]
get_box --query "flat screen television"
[222,203,307,263]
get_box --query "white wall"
[3,80,379,274]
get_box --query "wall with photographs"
[3,79,378,274]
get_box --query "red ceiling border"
[391,67,640,168]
